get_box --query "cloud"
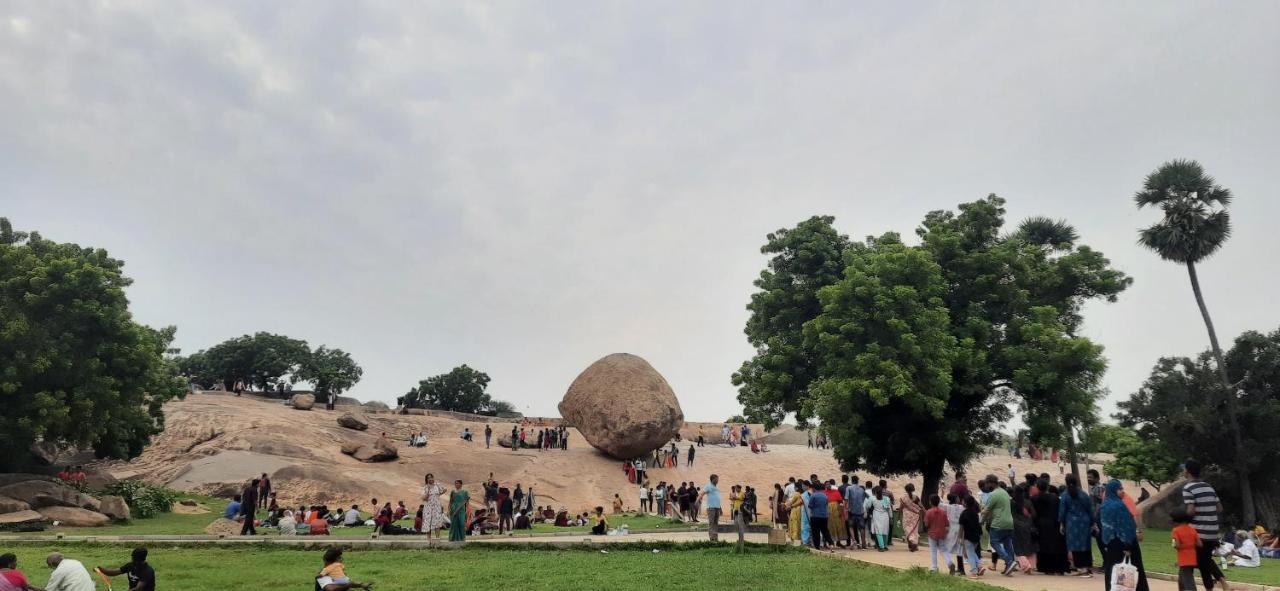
[3,1,1278,423]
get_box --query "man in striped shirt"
[1182,459,1230,590]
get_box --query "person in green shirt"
[448,480,470,542]
[980,475,1018,576]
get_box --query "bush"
[102,480,181,519]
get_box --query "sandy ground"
[94,393,1109,515]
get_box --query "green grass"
[0,543,997,591]
[1,497,692,540]
[1140,529,1279,586]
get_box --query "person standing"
[925,495,955,574]
[448,480,469,542]
[638,483,649,514]
[1100,479,1148,591]
[484,425,492,449]
[686,444,695,468]
[420,474,447,540]
[698,474,723,541]
[899,483,924,552]
[510,426,518,451]
[258,473,272,510]
[1182,460,1229,590]
[869,486,892,551]
[1171,508,1202,591]
[980,475,1017,576]
[1059,473,1096,575]
[240,479,260,535]
[1033,477,1069,574]
[846,477,868,549]
[96,547,155,591]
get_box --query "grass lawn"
[0,543,996,591]
[1140,529,1279,586]
[2,495,692,540]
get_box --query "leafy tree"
[485,399,520,417]
[1080,423,1138,454]
[295,346,363,401]
[0,218,187,469]
[736,198,1128,495]
[399,365,497,414]
[1118,328,1280,525]
[806,234,958,489]
[1104,434,1181,491]
[183,332,310,392]
[733,216,850,427]
[725,414,747,423]
[1133,159,1254,522]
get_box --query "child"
[924,495,955,574]
[959,496,985,577]
[1171,507,1201,591]
[317,547,373,591]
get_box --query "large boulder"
[557,353,684,459]
[0,496,31,514]
[29,441,61,465]
[290,393,315,410]
[38,506,111,527]
[363,401,390,411]
[0,480,99,510]
[497,436,536,450]
[337,413,370,431]
[99,495,131,521]
[341,437,399,462]
[0,510,49,532]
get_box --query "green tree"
[295,346,363,402]
[736,197,1128,495]
[1080,424,1137,454]
[1132,159,1253,521]
[733,216,850,427]
[1118,328,1280,525]
[1104,434,1181,491]
[184,332,310,392]
[0,218,187,468]
[806,234,958,490]
[399,365,495,414]
[725,414,747,423]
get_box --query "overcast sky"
[3,1,1278,424]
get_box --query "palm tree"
[1134,159,1253,522]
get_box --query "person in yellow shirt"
[316,548,373,591]
[730,485,745,521]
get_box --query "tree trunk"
[1065,421,1081,481]
[922,456,946,502]
[1187,261,1255,525]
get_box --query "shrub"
[102,480,181,519]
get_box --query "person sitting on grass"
[554,509,569,527]
[392,501,408,521]
[224,495,242,520]
[316,548,373,591]
[514,510,531,530]
[96,547,155,591]
[541,506,555,523]
[0,552,34,591]
[1226,530,1262,568]
[612,494,624,515]
[591,506,608,535]
[342,505,362,527]
[279,510,298,535]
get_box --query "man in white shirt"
[343,505,362,526]
[43,553,95,591]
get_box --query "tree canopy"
[735,197,1129,493]
[296,346,363,401]
[1117,327,1280,524]
[0,218,187,468]
[399,365,514,415]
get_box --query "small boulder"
[341,437,398,462]
[99,495,131,521]
[0,496,30,514]
[363,400,390,411]
[204,517,242,536]
[0,480,99,510]
[337,413,369,431]
[497,436,535,450]
[290,393,315,410]
[38,506,111,527]
[28,441,61,465]
[0,510,49,532]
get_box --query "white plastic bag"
[1110,557,1139,591]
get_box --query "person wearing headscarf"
[1033,477,1069,574]
[1100,479,1148,591]
[1059,473,1095,574]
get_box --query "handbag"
[1110,556,1139,591]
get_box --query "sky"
[3,1,1278,424]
